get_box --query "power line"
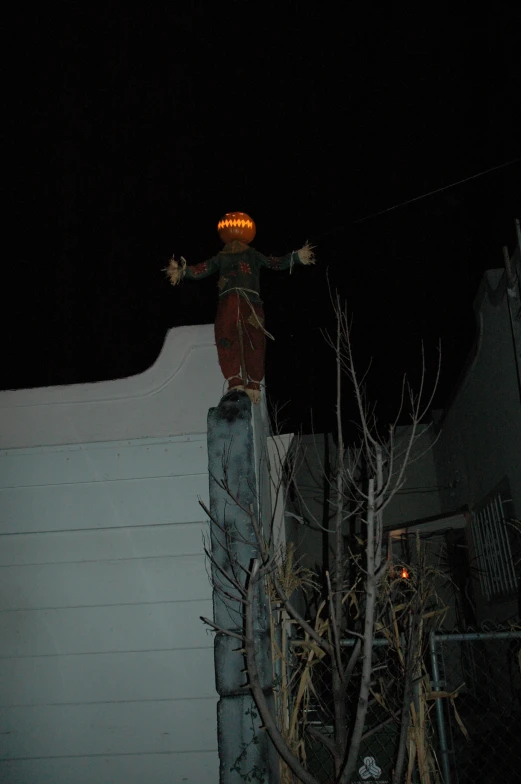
[321,156,521,237]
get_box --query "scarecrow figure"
[166,211,315,403]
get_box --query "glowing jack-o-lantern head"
[217,211,256,245]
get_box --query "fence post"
[429,631,451,784]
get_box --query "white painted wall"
[0,326,222,784]
[382,424,442,529]
[0,325,226,448]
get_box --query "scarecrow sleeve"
[165,254,220,286]
[256,242,315,272]
[184,255,220,280]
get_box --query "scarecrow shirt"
[183,241,303,304]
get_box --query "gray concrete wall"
[208,391,279,783]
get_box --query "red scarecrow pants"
[215,292,266,391]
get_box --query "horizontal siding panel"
[0,522,209,566]
[0,600,213,657]
[0,648,216,707]
[0,437,207,489]
[0,416,220,775]
[0,698,218,759]
[0,474,209,535]
[0,750,219,784]
[0,556,211,611]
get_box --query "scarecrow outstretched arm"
[258,242,316,271]
[184,256,220,280]
[165,254,219,286]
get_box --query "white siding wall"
[0,326,222,783]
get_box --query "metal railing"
[472,494,517,600]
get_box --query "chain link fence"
[290,628,521,783]
[431,629,521,784]
[297,639,403,784]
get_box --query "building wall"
[289,425,442,573]
[381,424,442,530]
[285,433,336,575]
[434,268,521,518]
[431,266,521,624]
[0,325,223,784]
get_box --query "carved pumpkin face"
[217,212,256,244]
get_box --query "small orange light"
[400,567,409,580]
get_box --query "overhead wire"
[318,156,521,238]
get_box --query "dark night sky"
[5,5,521,434]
